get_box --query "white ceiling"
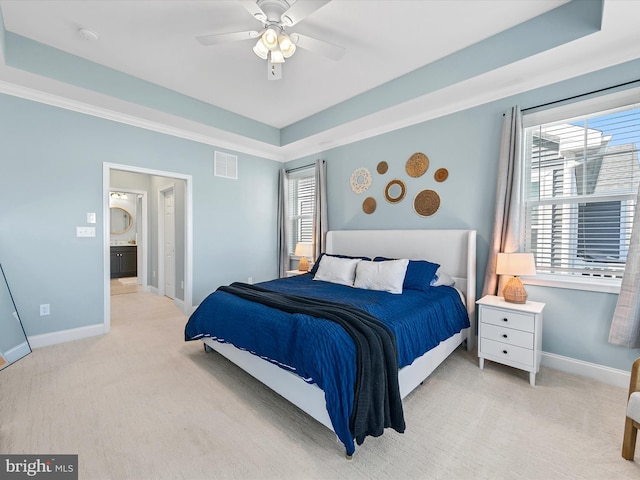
[1,0,639,162]
[0,0,577,129]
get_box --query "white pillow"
[353,259,409,294]
[431,268,455,287]
[313,256,362,286]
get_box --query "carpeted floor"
[1,289,639,479]
[110,278,138,296]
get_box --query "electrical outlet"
[248,277,253,285]
[153,271,156,278]
[40,304,50,316]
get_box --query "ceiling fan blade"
[238,0,268,22]
[290,33,345,61]
[196,30,260,46]
[281,0,331,26]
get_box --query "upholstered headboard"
[325,229,477,346]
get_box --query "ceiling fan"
[196,0,345,80]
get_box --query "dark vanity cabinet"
[110,246,137,278]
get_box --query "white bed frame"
[202,229,476,449]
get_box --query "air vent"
[214,151,238,179]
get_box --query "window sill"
[522,274,621,294]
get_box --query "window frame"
[521,86,640,294]
[286,167,316,260]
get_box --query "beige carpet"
[110,278,138,295]
[1,289,640,479]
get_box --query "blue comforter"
[184,274,469,455]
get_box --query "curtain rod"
[521,78,640,113]
[286,163,315,174]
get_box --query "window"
[287,168,316,255]
[522,98,640,286]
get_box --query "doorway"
[103,163,193,333]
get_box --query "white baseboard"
[149,286,159,296]
[174,297,185,312]
[28,324,105,349]
[541,351,630,389]
[3,341,32,363]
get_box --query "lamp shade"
[294,242,314,258]
[496,253,536,304]
[496,253,536,277]
[295,242,313,272]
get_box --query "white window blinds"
[287,168,316,255]
[523,103,640,280]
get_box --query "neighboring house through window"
[522,91,640,290]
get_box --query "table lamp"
[294,242,314,272]
[496,252,536,304]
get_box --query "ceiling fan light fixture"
[281,15,294,27]
[270,49,285,64]
[261,27,279,50]
[253,39,269,59]
[278,33,296,58]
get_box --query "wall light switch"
[76,226,96,237]
[87,212,96,224]
[40,304,50,316]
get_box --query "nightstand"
[476,295,545,386]
[285,270,308,277]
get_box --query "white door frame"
[103,162,193,333]
[157,183,175,299]
[109,186,148,291]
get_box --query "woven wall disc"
[350,167,372,194]
[376,161,388,174]
[434,168,449,182]
[362,197,377,214]
[384,179,406,203]
[413,189,440,217]
[406,152,429,178]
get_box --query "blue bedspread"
[184,274,469,455]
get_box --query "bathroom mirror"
[0,262,31,370]
[110,206,133,235]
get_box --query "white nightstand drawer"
[481,323,533,349]
[480,307,534,333]
[481,338,534,367]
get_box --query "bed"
[185,229,476,457]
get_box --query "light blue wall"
[0,93,280,337]
[289,57,640,371]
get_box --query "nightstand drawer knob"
[502,350,508,355]
[503,318,509,322]
[502,334,508,339]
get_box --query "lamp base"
[298,256,309,272]
[502,276,528,304]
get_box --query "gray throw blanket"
[218,282,406,447]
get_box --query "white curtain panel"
[482,106,524,297]
[313,159,328,261]
[277,168,290,278]
[609,184,640,348]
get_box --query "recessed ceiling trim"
[0,23,639,164]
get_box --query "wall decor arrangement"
[355,151,448,217]
[350,167,372,194]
